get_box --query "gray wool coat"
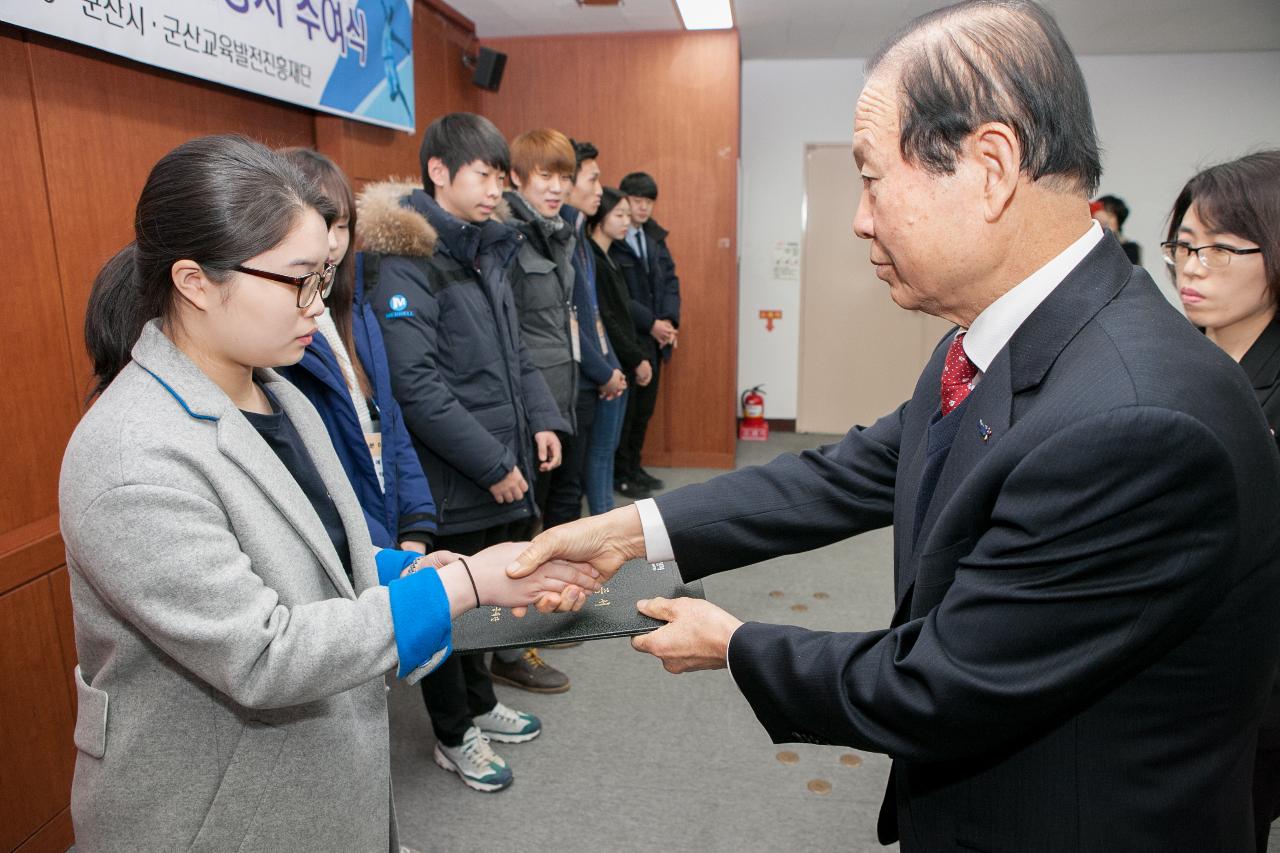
[59,321,413,853]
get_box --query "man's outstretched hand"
[507,505,648,612]
[631,597,743,673]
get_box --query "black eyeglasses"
[233,262,336,308]
[1160,240,1262,271]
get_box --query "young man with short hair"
[611,170,681,497]
[567,140,629,516]
[359,112,569,791]
[486,128,594,691]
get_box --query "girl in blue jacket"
[276,148,437,554]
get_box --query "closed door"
[797,144,950,434]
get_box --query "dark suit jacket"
[1242,315,1280,450]
[1242,316,1280,751]
[610,224,680,361]
[657,237,1280,852]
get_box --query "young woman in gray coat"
[60,135,596,853]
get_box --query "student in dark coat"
[1163,149,1280,851]
[609,171,681,498]
[504,129,585,531]
[359,114,569,792]
[564,141,629,517]
[588,189,653,515]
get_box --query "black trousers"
[615,354,661,481]
[418,522,515,746]
[530,383,599,530]
[1255,746,1280,851]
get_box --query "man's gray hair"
[867,0,1101,195]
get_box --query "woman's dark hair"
[619,172,658,201]
[1165,150,1280,303]
[418,112,510,197]
[865,0,1101,196]
[85,134,335,398]
[586,187,627,234]
[278,147,372,400]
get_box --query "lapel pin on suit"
[978,419,993,442]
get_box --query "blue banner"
[1,0,416,132]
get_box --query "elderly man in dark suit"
[512,1,1280,850]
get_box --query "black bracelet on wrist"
[457,557,481,609]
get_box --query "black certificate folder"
[450,558,705,654]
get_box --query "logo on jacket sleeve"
[386,293,414,319]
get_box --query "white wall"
[738,51,1280,420]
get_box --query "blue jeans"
[584,389,628,515]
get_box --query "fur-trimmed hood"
[356,180,514,258]
[356,179,438,258]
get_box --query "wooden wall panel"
[0,29,82,536]
[25,35,317,400]
[479,30,740,468]
[0,578,76,853]
[318,0,480,188]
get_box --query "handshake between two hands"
[400,507,743,674]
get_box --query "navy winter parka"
[276,263,438,549]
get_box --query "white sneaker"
[473,701,542,743]
[432,726,513,792]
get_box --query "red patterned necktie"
[940,332,977,416]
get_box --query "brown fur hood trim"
[492,196,513,224]
[356,179,438,258]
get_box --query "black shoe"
[489,649,570,694]
[614,477,652,500]
[634,468,666,490]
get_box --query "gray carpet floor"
[391,433,901,853]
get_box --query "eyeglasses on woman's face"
[232,262,336,308]
[1161,240,1262,271]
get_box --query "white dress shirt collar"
[963,221,1104,373]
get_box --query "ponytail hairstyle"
[277,147,373,400]
[586,186,627,236]
[84,134,335,398]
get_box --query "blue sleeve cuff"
[376,548,422,586]
[387,567,453,680]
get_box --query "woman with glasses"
[61,135,594,852]
[1164,149,1280,852]
[1163,151,1280,444]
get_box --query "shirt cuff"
[375,548,422,586]
[635,498,675,563]
[387,567,453,682]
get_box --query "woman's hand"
[401,549,462,578]
[439,541,600,619]
[600,369,627,400]
[636,360,653,387]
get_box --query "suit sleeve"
[656,403,905,578]
[726,406,1239,762]
[373,255,516,489]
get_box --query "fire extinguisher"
[741,385,766,428]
